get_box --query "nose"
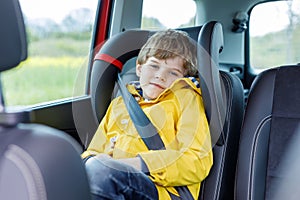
[155,70,166,81]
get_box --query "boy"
[82,29,213,200]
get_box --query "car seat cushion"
[266,66,300,200]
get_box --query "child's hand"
[95,153,112,160]
[117,157,142,171]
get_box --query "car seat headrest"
[94,30,153,70]
[0,0,27,72]
[90,30,153,123]
[197,21,226,145]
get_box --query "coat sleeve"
[81,100,115,159]
[138,89,213,186]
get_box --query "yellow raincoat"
[82,77,213,200]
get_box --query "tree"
[179,16,195,28]
[27,18,60,39]
[286,1,293,62]
[141,16,165,29]
[61,8,94,33]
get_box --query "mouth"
[150,82,165,90]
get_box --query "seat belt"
[117,74,194,200]
[117,74,165,150]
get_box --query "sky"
[142,0,196,28]
[19,0,98,23]
[19,0,300,36]
[19,0,196,27]
[249,0,300,36]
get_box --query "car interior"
[0,0,299,199]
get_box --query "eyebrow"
[147,57,160,64]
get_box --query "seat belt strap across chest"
[117,74,166,150]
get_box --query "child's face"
[136,56,185,100]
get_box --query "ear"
[136,64,142,77]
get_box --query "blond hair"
[137,29,198,76]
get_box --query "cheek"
[138,74,150,89]
[140,69,152,80]
[166,76,180,87]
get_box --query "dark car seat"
[0,0,91,199]
[235,65,300,200]
[197,21,245,200]
[89,21,244,200]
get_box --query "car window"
[249,0,300,72]
[1,0,98,106]
[141,0,196,30]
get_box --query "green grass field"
[2,56,88,106]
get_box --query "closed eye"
[170,71,180,76]
[149,64,159,69]
[169,69,183,77]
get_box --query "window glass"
[250,0,300,71]
[2,0,98,106]
[141,0,196,30]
